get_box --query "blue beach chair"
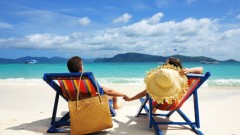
[136,72,211,135]
[43,72,116,133]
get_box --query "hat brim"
[145,64,188,104]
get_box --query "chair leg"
[153,123,164,135]
[166,109,176,117]
[193,91,200,128]
[110,106,117,117]
[48,93,70,133]
[59,112,70,122]
[149,99,163,135]
[149,97,153,128]
[47,125,69,133]
[135,97,149,117]
[50,93,60,125]
[108,99,117,116]
[177,109,203,134]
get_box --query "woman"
[123,57,203,102]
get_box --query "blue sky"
[0,0,240,60]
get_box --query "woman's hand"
[179,68,189,75]
[179,67,203,74]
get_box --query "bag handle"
[76,72,103,107]
[92,75,103,103]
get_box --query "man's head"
[67,56,83,72]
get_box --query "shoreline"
[0,84,240,135]
[0,78,240,87]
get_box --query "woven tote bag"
[68,72,113,135]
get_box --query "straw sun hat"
[144,64,189,104]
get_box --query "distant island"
[0,53,239,63]
[0,56,94,64]
[94,52,239,63]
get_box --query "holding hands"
[123,95,132,101]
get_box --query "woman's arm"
[180,67,203,74]
[123,90,147,101]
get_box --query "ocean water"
[0,62,240,86]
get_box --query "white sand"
[0,82,240,135]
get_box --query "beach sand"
[0,82,240,135]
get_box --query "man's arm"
[101,86,126,97]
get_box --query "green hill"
[94,52,237,62]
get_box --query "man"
[67,56,126,109]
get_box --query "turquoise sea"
[0,62,240,86]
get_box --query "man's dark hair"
[67,56,82,72]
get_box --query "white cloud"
[0,12,240,60]
[26,34,70,48]
[113,13,132,24]
[237,14,240,19]
[148,12,164,24]
[221,29,240,38]
[78,17,91,26]
[121,12,166,36]
[0,22,13,29]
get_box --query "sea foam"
[0,78,240,86]
[207,79,240,86]
[0,78,44,85]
